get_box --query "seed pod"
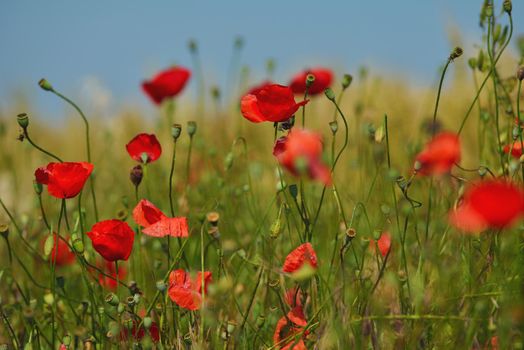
[17,113,29,130]
[187,121,197,137]
[172,124,182,140]
[38,78,54,92]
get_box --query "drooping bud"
[38,78,54,92]
[130,165,143,187]
[324,88,336,101]
[341,74,353,90]
[17,113,29,130]
[449,47,463,60]
[288,184,298,198]
[172,124,182,140]
[187,121,197,137]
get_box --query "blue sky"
[0,0,522,119]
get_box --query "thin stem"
[186,136,194,190]
[24,131,63,162]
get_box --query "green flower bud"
[324,88,336,101]
[187,121,197,137]
[288,184,298,198]
[38,78,54,92]
[341,74,353,89]
[72,237,84,254]
[467,58,477,70]
[105,293,119,306]
[33,181,43,195]
[156,281,167,292]
[503,0,512,14]
[143,317,152,330]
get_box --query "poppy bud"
[72,236,84,254]
[211,86,221,100]
[143,316,152,330]
[224,152,234,170]
[188,39,198,53]
[0,223,9,239]
[329,121,338,135]
[206,212,220,226]
[467,58,477,70]
[226,320,237,334]
[105,293,119,306]
[130,165,143,187]
[342,74,353,89]
[156,280,167,292]
[17,113,29,130]
[305,74,315,89]
[485,5,493,17]
[116,208,128,221]
[503,0,512,14]
[324,88,336,101]
[117,303,125,314]
[270,217,281,239]
[256,315,265,328]
[172,124,182,140]
[62,335,72,346]
[288,184,298,198]
[33,181,43,195]
[517,66,524,81]
[38,78,54,92]
[449,47,463,60]
[187,121,197,137]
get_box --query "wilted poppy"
[289,67,333,95]
[273,129,332,185]
[283,242,318,273]
[415,132,460,176]
[120,319,160,343]
[43,234,75,267]
[369,232,391,257]
[35,162,93,199]
[449,180,524,233]
[133,199,189,238]
[87,220,135,261]
[97,260,127,290]
[273,306,308,350]
[168,269,212,310]
[126,133,162,163]
[503,141,524,158]
[240,84,308,123]
[142,66,191,105]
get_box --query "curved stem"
[24,132,63,162]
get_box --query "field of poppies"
[1,1,524,349]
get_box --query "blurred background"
[0,0,522,120]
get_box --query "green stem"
[24,131,63,162]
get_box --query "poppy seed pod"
[187,121,197,137]
[17,113,29,130]
[503,0,512,14]
[206,212,220,226]
[130,165,143,187]
[517,66,524,81]
[172,124,182,140]
[342,74,353,89]
[188,39,198,53]
[450,47,463,60]
[38,78,54,92]
[329,121,338,135]
[305,74,316,89]
[105,293,119,306]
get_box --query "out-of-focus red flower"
[245,80,273,95]
[273,129,332,186]
[285,288,303,308]
[369,232,391,258]
[273,306,308,350]
[240,84,308,123]
[87,220,135,261]
[142,66,191,105]
[283,243,318,273]
[415,132,460,176]
[120,318,160,343]
[42,234,75,267]
[503,141,524,158]
[35,162,93,199]
[132,199,189,238]
[98,260,127,291]
[450,180,524,233]
[289,67,333,95]
[126,133,162,164]
[168,269,212,310]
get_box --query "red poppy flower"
[273,129,332,186]
[132,199,189,238]
[97,260,127,290]
[168,269,212,310]
[449,180,524,233]
[126,133,162,164]
[503,141,524,158]
[283,243,318,273]
[142,66,191,105]
[245,80,273,95]
[120,319,160,343]
[285,288,303,308]
[369,232,391,257]
[42,234,75,267]
[289,67,333,95]
[273,306,308,350]
[35,162,93,199]
[87,220,135,261]
[415,132,460,176]
[240,84,308,123]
